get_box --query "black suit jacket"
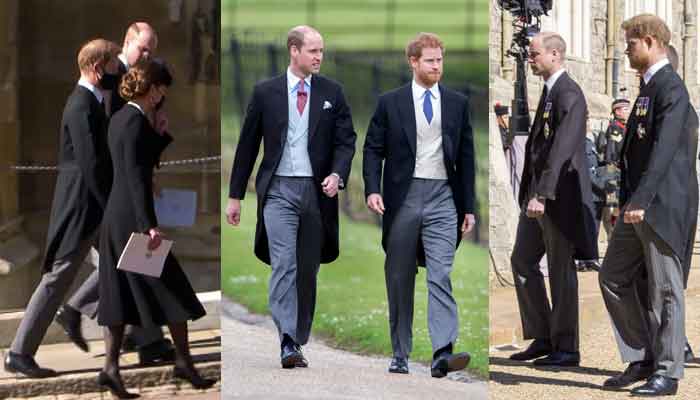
[43,85,112,272]
[519,72,598,259]
[362,83,475,266]
[109,60,129,117]
[620,64,698,267]
[228,73,357,265]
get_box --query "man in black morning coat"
[225,25,356,369]
[508,32,598,367]
[3,39,119,378]
[599,14,698,396]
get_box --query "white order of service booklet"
[116,233,173,278]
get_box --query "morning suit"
[512,70,598,353]
[600,61,698,379]
[11,81,111,356]
[362,81,475,357]
[228,69,356,344]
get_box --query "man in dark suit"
[3,39,120,378]
[508,32,598,367]
[363,32,475,378]
[600,15,698,395]
[226,25,356,368]
[54,22,173,366]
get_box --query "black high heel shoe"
[173,366,217,389]
[97,371,140,399]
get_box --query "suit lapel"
[272,74,289,139]
[308,75,322,140]
[439,84,454,161]
[397,84,417,155]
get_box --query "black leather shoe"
[685,342,695,362]
[509,339,552,361]
[293,344,308,368]
[173,366,217,389]
[431,352,470,378]
[3,351,57,378]
[137,339,175,365]
[280,342,304,369]
[533,351,580,367]
[388,357,409,374]
[603,361,654,389]
[55,306,89,353]
[630,375,678,396]
[97,371,140,399]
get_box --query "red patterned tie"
[297,79,307,115]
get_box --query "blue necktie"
[423,90,433,124]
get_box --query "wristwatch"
[331,172,344,189]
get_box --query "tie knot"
[425,90,431,99]
[298,80,306,94]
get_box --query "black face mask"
[155,95,166,111]
[99,73,120,91]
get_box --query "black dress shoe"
[603,361,654,389]
[280,342,304,369]
[173,366,217,389]
[55,306,89,353]
[388,357,409,374]
[532,351,580,367]
[97,371,140,399]
[630,375,678,396]
[3,352,57,378]
[431,352,470,378]
[137,339,175,365]
[685,342,695,362]
[509,339,552,361]
[292,344,308,368]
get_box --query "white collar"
[77,77,103,103]
[643,58,669,84]
[411,79,440,101]
[127,101,145,115]
[545,68,566,94]
[118,53,129,69]
[287,67,312,93]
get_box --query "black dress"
[98,104,205,327]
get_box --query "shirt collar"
[77,77,104,103]
[643,58,669,84]
[411,79,440,101]
[118,53,129,69]
[287,67,312,93]
[545,68,566,94]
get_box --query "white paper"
[154,189,197,227]
[116,233,173,278]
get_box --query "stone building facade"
[489,0,699,282]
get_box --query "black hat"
[612,98,630,111]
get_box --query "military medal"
[637,124,646,139]
[542,102,552,138]
[636,97,649,117]
[544,122,550,138]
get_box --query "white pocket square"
[323,101,332,110]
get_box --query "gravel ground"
[489,274,700,399]
[221,297,488,400]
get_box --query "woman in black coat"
[97,59,214,398]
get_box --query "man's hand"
[226,198,242,226]
[321,174,340,198]
[526,197,545,218]
[623,205,645,224]
[366,193,385,215]
[462,214,476,233]
[147,227,164,251]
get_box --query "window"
[540,0,592,60]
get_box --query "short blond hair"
[538,32,567,60]
[77,39,120,73]
[286,25,321,51]
[123,22,158,49]
[405,32,444,62]
[622,14,670,48]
